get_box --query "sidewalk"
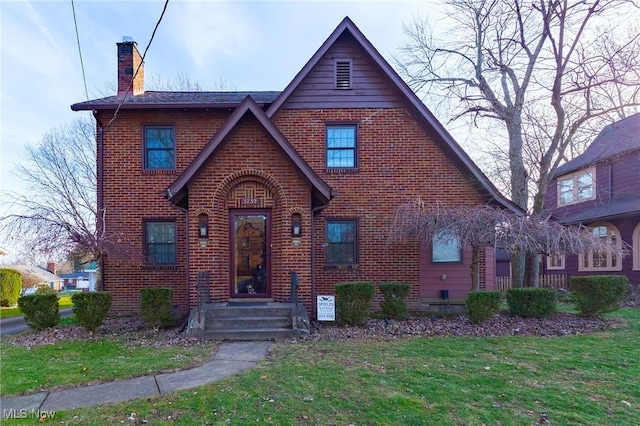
[0,341,271,415]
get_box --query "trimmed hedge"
[506,287,557,318]
[0,268,22,307]
[379,282,411,319]
[335,282,374,326]
[140,288,174,329]
[466,291,502,323]
[569,275,629,317]
[72,292,112,334]
[18,294,60,330]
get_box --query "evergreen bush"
[335,282,374,326]
[0,268,22,307]
[570,275,629,317]
[140,288,174,329]
[18,294,60,330]
[378,282,411,319]
[506,287,557,318]
[72,292,112,334]
[466,291,502,323]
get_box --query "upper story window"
[579,222,622,272]
[145,221,176,265]
[334,59,352,89]
[326,125,357,168]
[557,168,595,206]
[144,126,175,170]
[326,220,357,265]
[432,230,462,264]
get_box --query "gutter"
[93,110,105,291]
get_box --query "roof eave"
[71,102,271,112]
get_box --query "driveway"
[0,308,73,336]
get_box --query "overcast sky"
[1,0,445,257]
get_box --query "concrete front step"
[206,316,291,330]
[203,327,297,341]
[208,304,292,319]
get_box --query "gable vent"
[335,60,352,89]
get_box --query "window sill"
[326,168,359,174]
[325,264,359,270]
[143,169,177,175]
[142,265,179,271]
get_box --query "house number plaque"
[240,198,260,207]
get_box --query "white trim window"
[579,222,622,272]
[431,230,462,264]
[546,254,565,270]
[557,168,595,206]
[633,222,640,271]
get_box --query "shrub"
[335,282,374,326]
[72,292,112,334]
[0,268,22,307]
[35,285,57,295]
[378,282,411,319]
[18,294,60,330]
[506,287,557,318]
[466,291,502,323]
[570,275,629,317]
[140,288,174,329]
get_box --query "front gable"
[281,32,404,110]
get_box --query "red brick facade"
[76,18,515,317]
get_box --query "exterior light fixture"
[291,213,302,237]
[198,213,209,241]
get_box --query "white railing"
[495,274,568,292]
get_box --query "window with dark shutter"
[335,60,351,89]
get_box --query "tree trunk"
[507,120,528,289]
[525,253,540,287]
[471,248,480,291]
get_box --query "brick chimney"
[46,262,57,275]
[117,38,144,96]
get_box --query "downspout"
[169,201,189,315]
[311,195,330,320]
[93,110,105,291]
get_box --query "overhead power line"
[106,0,170,129]
[70,0,89,102]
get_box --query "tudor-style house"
[72,17,519,327]
[544,113,640,285]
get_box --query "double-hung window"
[326,125,356,168]
[326,220,357,265]
[145,221,176,265]
[557,168,595,206]
[144,126,175,169]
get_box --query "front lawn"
[1,309,638,425]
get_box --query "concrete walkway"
[0,341,271,416]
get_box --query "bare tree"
[0,117,132,265]
[389,200,630,290]
[397,0,640,286]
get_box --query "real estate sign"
[317,295,335,321]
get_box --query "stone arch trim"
[194,208,212,216]
[213,169,288,210]
[287,206,305,215]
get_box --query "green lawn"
[2,309,638,425]
[0,295,74,318]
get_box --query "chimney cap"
[122,36,134,42]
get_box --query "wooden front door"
[230,210,270,297]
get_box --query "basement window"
[334,59,352,89]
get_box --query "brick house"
[543,113,640,285]
[72,17,519,320]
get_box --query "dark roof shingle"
[71,91,281,111]
[555,112,640,177]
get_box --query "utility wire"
[71,0,89,101]
[106,0,170,129]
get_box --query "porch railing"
[495,274,568,292]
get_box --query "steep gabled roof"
[555,112,640,177]
[266,17,521,213]
[166,96,332,207]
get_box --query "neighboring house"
[544,113,640,285]
[59,261,98,291]
[71,17,519,317]
[10,264,64,291]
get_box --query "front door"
[230,211,270,297]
